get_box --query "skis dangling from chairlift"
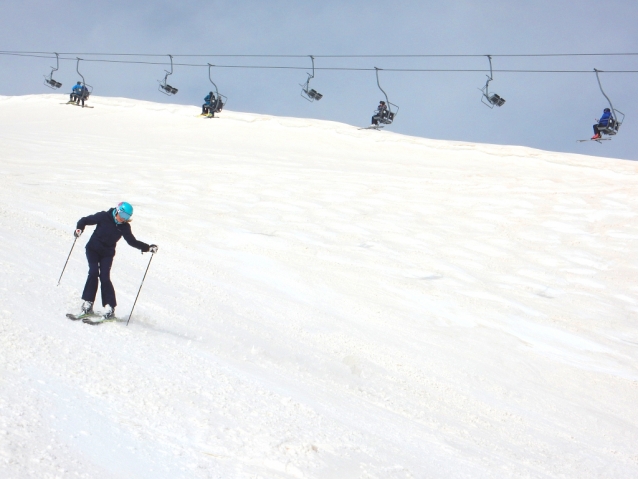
[158,55,178,95]
[479,55,505,108]
[577,137,610,143]
[300,56,323,102]
[44,52,63,89]
[61,102,94,108]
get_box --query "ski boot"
[102,305,116,321]
[81,301,94,315]
[66,301,95,320]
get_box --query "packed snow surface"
[1,94,638,479]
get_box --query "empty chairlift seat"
[158,55,179,96]
[306,88,323,101]
[44,53,63,90]
[45,78,63,89]
[160,84,178,95]
[300,56,323,102]
[488,93,505,107]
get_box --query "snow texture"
[1,94,638,479]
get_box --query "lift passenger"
[77,85,89,107]
[592,108,614,140]
[70,82,82,103]
[371,101,387,126]
[202,91,216,115]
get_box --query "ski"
[577,138,610,143]
[66,312,98,321]
[61,102,94,108]
[66,312,121,324]
[81,317,121,326]
[358,125,383,130]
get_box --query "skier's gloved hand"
[149,244,158,253]
[74,229,83,238]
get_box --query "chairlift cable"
[3,52,638,73]
[3,49,638,58]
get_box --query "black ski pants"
[82,248,117,307]
[70,93,85,106]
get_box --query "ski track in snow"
[1,94,638,478]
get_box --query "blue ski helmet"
[116,201,133,220]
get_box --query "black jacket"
[77,208,150,256]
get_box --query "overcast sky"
[1,0,637,160]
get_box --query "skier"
[591,107,615,140]
[202,91,216,116]
[371,101,387,126]
[73,202,158,321]
[70,82,82,103]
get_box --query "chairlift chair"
[371,67,399,127]
[72,58,93,102]
[206,64,228,116]
[300,56,323,102]
[44,52,63,89]
[593,68,624,136]
[158,55,178,95]
[480,55,506,108]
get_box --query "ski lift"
[371,67,399,127]
[300,55,323,102]
[479,55,505,108]
[158,54,178,95]
[75,57,93,97]
[206,64,228,116]
[593,68,624,136]
[68,57,93,106]
[44,52,63,89]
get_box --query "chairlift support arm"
[301,56,315,91]
[76,57,86,86]
[375,67,390,109]
[307,55,315,82]
[594,68,619,124]
[163,54,174,83]
[484,55,494,94]
[50,52,60,77]
[207,63,219,98]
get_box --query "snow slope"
[1,94,637,479]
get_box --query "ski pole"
[127,252,154,326]
[57,236,78,286]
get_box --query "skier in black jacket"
[74,202,157,320]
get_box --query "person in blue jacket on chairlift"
[70,82,82,103]
[202,91,216,115]
[591,108,614,140]
[70,81,89,106]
